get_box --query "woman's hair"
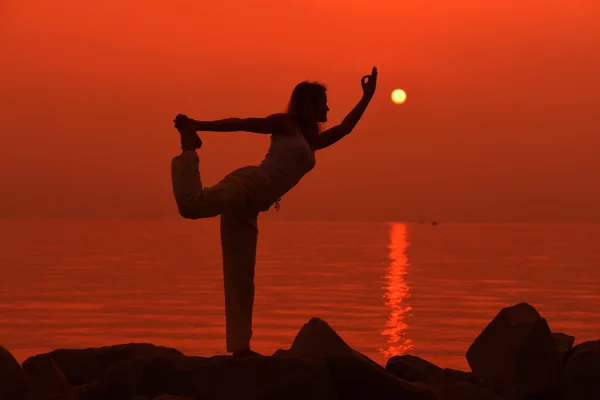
[286,81,327,144]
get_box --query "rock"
[562,340,596,366]
[478,377,498,392]
[437,381,503,400]
[98,354,337,400]
[75,381,103,400]
[552,332,575,360]
[386,354,476,386]
[0,345,30,400]
[386,355,430,382]
[561,339,600,400]
[153,396,194,400]
[277,318,436,400]
[24,354,77,400]
[466,302,560,399]
[22,343,183,387]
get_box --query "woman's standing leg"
[220,210,259,355]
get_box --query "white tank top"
[257,126,316,200]
[227,126,316,211]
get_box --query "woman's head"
[287,81,329,128]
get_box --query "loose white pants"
[171,151,259,353]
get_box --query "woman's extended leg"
[220,210,260,355]
[171,117,249,219]
[171,151,248,219]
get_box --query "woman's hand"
[361,66,378,99]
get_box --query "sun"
[391,89,407,104]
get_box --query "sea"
[1,218,599,370]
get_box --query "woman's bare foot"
[232,349,264,358]
[174,114,202,151]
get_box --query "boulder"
[22,343,183,387]
[552,332,575,361]
[561,339,600,400]
[562,340,596,366]
[386,354,476,386]
[276,318,436,400]
[0,345,30,400]
[24,354,77,400]
[466,302,560,399]
[75,380,103,400]
[96,354,337,400]
[436,381,503,400]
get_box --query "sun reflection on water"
[380,223,413,359]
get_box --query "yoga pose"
[171,67,378,357]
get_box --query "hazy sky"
[1,0,599,222]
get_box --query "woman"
[171,66,378,357]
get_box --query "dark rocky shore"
[1,302,598,400]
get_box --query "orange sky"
[1,0,599,222]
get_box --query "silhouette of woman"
[171,67,378,357]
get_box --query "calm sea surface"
[1,218,600,370]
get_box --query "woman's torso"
[230,125,316,211]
